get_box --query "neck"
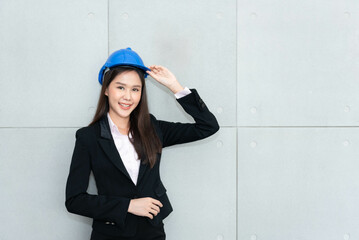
[108,111,130,130]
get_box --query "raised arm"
[146,65,219,148]
[151,88,220,148]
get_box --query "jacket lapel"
[97,115,132,182]
[97,114,149,186]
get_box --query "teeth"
[120,103,130,107]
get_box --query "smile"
[119,102,132,110]
[120,103,131,107]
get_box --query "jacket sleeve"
[151,88,220,148]
[65,129,131,228]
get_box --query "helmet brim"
[98,64,151,85]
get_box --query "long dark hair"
[89,66,162,168]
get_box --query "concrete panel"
[0,0,108,127]
[109,0,236,126]
[238,127,359,240]
[237,0,359,126]
[0,128,95,239]
[160,127,236,239]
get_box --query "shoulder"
[74,124,97,145]
[149,113,163,137]
[76,124,96,135]
[149,113,157,122]
[149,113,159,129]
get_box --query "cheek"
[134,94,142,105]
[109,90,120,99]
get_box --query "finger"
[146,71,157,78]
[148,66,157,72]
[156,65,164,69]
[151,204,160,213]
[146,213,154,219]
[149,208,159,216]
[156,65,167,71]
[152,199,163,208]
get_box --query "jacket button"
[199,98,203,103]
[201,103,206,108]
[105,222,110,225]
[111,222,115,225]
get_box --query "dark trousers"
[90,217,166,240]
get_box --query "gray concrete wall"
[0,0,358,239]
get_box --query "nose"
[123,89,131,100]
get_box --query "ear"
[105,88,108,96]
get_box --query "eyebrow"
[115,82,141,88]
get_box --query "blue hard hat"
[98,47,151,85]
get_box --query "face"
[105,70,142,124]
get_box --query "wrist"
[169,82,184,94]
[128,199,133,213]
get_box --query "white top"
[107,87,191,185]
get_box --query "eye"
[117,86,124,90]
[133,88,140,92]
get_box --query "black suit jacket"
[65,88,219,237]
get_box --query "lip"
[119,102,132,106]
[119,102,132,110]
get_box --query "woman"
[65,47,220,240]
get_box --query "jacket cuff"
[174,87,191,99]
[176,88,208,112]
